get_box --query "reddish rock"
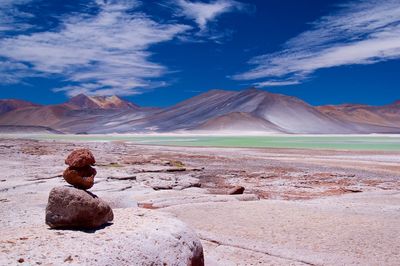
[46,186,113,229]
[63,166,96,190]
[228,186,245,195]
[65,149,95,168]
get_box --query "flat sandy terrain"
[0,138,399,265]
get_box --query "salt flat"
[165,192,400,265]
[0,137,399,265]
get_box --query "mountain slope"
[0,99,40,115]
[127,88,359,133]
[0,89,399,134]
[195,112,286,133]
[0,125,63,134]
[0,95,150,133]
[0,105,71,128]
[317,101,400,129]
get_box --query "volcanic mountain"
[120,88,399,134]
[120,88,351,133]
[67,94,140,110]
[0,88,399,134]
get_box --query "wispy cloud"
[254,80,301,87]
[173,0,246,30]
[234,0,400,86]
[0,0,35,34]
[0,0,190,96]
[0,60,34,84]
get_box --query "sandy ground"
[165,192,400,265]
[0,138,399,265]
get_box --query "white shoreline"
[2,132,400,137]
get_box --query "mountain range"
[0,88,399,134]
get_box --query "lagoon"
[5,134,400,151]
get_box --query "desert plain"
[0,135,399,265]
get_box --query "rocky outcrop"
[46,186,113,229]
[136,173,201,191]
[3,209,204,265]
[228,186,245,195]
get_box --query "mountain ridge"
[0,89,399,134]
[0,99,41,115]
[67,94,140,110]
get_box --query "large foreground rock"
[46,186,113,229]
[1,208,204,265]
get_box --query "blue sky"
[0,0,399,106]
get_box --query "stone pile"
[63,149,97,189]
[45,149,113,229]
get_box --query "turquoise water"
[11,134,400,151]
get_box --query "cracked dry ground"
[1,138,400,265]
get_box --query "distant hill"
[316,101,400,129]
[0,88,399,134]
[0,99,41,115]
[0,125,63,134]
[0,94,154,134]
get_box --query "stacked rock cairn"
[45,149,114,229]
[63,148,97,189]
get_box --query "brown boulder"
[46,186,113,229]
[65,149,95,168]
[63,166,96,189]
[228,186,245,195]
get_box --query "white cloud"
[174,0,245,30]
[0,0,190,96]
[0,60,32,84]
[255,80,301,87]
[234,0,400,86]
[0,0,34,33]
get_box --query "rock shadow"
[65,185,98,198]
[48,222,113,234]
